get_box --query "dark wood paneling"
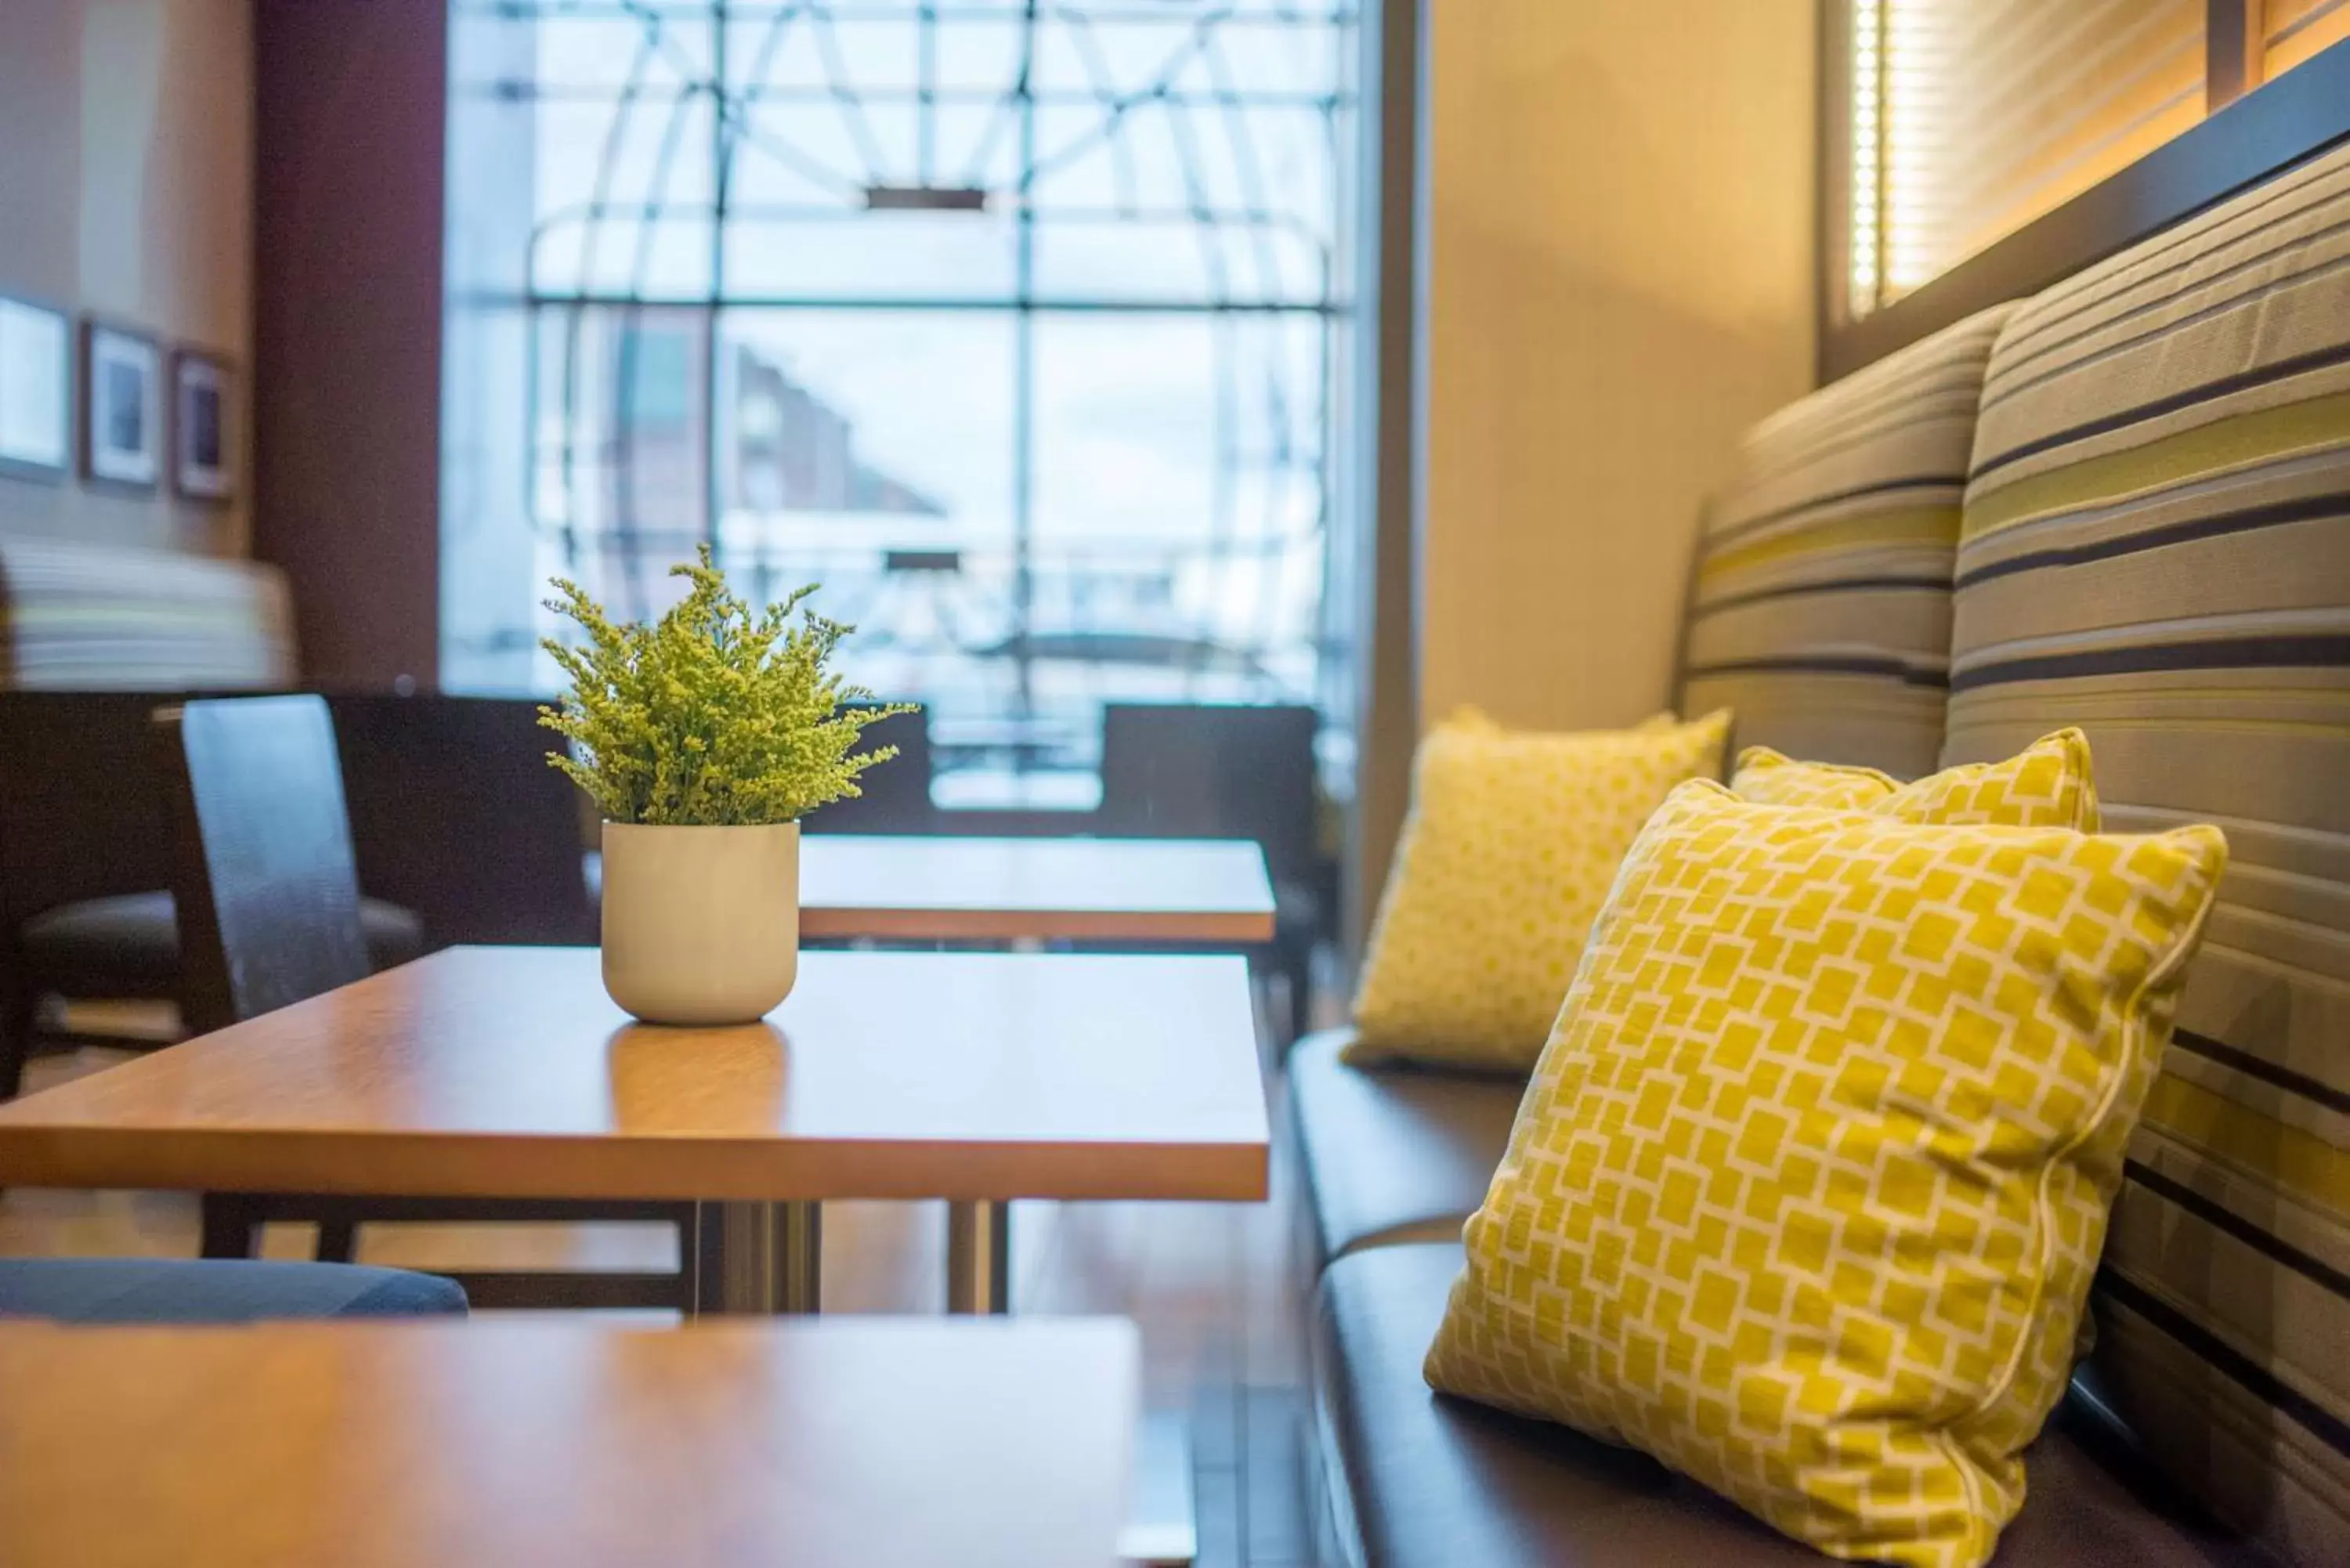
[1822,34,2350,381]
[251,2,446,688]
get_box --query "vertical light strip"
[1850,0,1884,315]
[1882,0,1935,294]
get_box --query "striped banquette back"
[1677,303,2019,779]
[1943,139,2350,1564]
[0,536,296,689]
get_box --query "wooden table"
[0,945,1268,1313]
[800,834,1277,945]
[0,945,1266,1566]
[0,1316,1139,1568]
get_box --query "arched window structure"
[445,0,1363,804]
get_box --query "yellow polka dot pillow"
[1423,780,2227,1568]
[1347,709,1730,1071]
[1732,726,2100,829]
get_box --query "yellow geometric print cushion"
[1737,724,2110,1407]
[1347,710,1730,1071]
[1732,726,2101,830]
[1727,746,1898,811]
[1424,781,2228,1568]
[1448,706,1679,737]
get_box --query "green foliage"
[537,547,916,826]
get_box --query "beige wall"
[0,0,254,556]
[1420,2,1817,731]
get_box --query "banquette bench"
[1295,138,2350,1568]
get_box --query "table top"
[0,946,1270,1203]
[797,834,1275,944]
[929,769,1103,813]
[0,1317,1137,1568]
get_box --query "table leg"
[945,1198,1010,1316]
[197,1194,262,1259]
[694,1201,820,1316]
[1123,1411,1199,1568]
[939,1201,1198,1565]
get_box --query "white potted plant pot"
[600,819,800,1025]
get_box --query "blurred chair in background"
[0,692,421,1100]
[0,692,609,1100]
[0,1255,468,1322]
[157,695,698,1309]
[331,694,596,946]
[1097,702,1329,1042]
[800,702,936,836]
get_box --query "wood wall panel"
[251,0,445,690]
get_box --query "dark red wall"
[252,0,445,689]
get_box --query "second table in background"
[798,834,1276,945]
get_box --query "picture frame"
[0,293,72,484]
[172,349,237,503]
[81,320,162,493]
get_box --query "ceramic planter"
[600,820,799,1025]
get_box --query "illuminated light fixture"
[864,185,990,212]
[1850,0,1884,316]
[1881,0,1934,295]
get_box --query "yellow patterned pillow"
[1736,724,2111,1407]
[1347,710,1730,1071]
[1448,706,1678,736]
[1732,727,2101,830]
[1425,781,2226,1568]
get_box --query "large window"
[443,1,1362,805]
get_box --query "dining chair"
[1096,702,1329,1042]
[329,693,598,947]
[0,690,423,1103]
[157,694,705,1309]
[801,702,936,834]
[0,1257,466,1322]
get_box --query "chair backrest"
[328,693,595,945]
[1674,302,2018,779]
[1097,703,1320,883]
[1940,138,2350,1566]
[154,695,371,1031]
[803,703,937,835]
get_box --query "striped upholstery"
[0,537,296,689]
[1678,303,2018,779]
[1943,139,2350,1565]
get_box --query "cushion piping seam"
[1940,839,2223,1562]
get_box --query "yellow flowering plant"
[538,547,916,826]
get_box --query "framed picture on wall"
[81,320,161,492]
[0,293,71,484]
[172,349,237,502]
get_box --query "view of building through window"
[443,1,1363,807]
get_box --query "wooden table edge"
[797,905,1276,945]
[0,1126,1272,1205]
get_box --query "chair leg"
[198,1194,262,1259]
[0,977,39,1102]
[689,1204,723,1314]
[1285,945,1314,1046]
[313,1209,360,1263]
